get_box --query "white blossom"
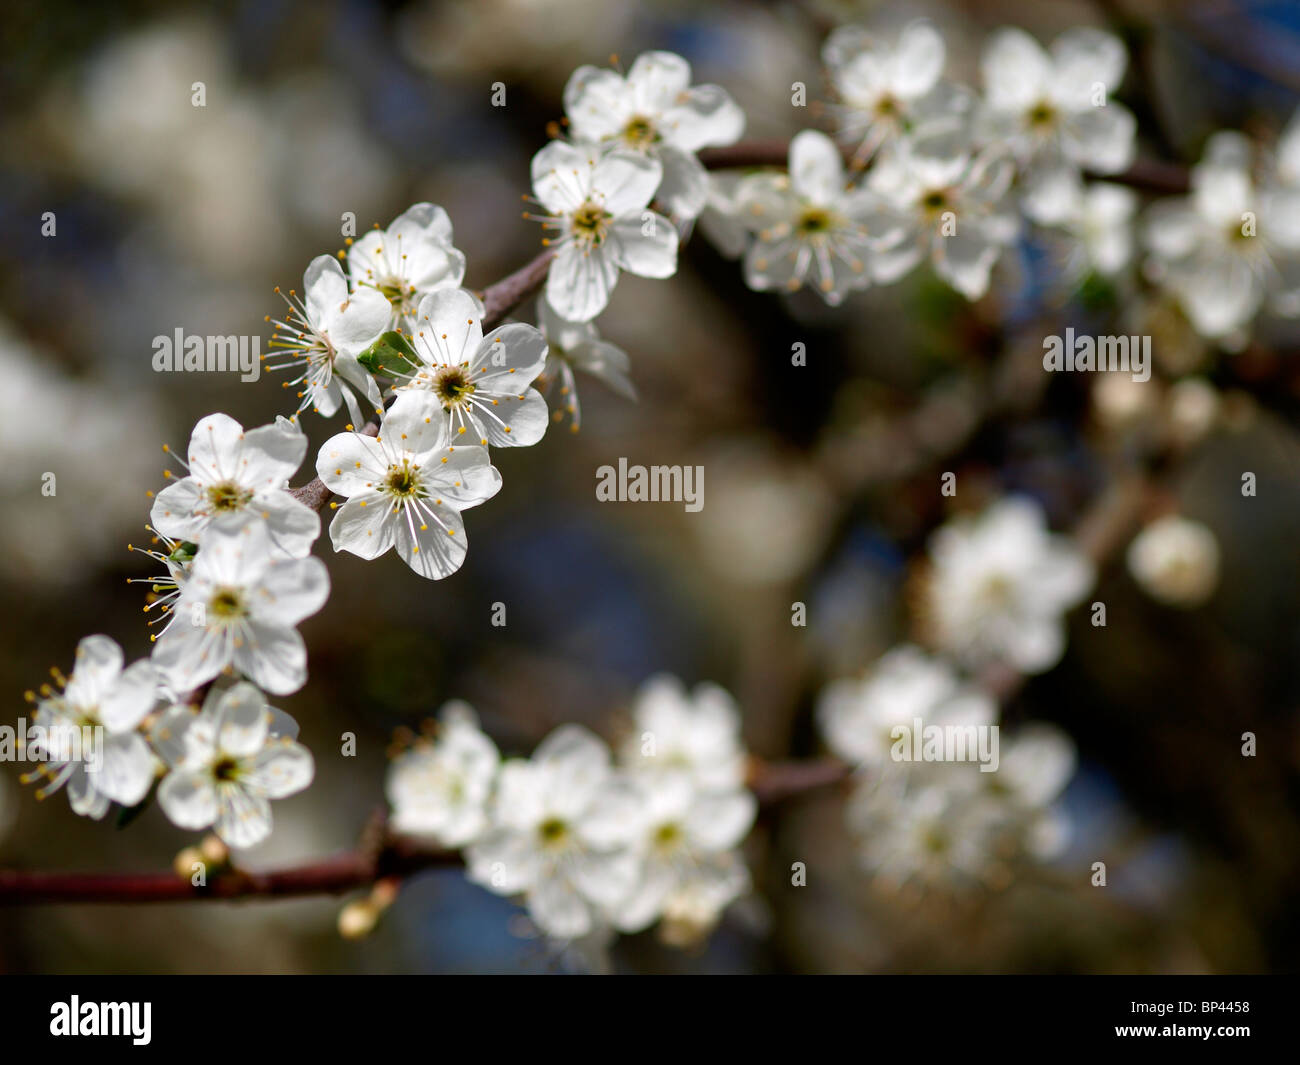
[395,287,550,447]
[347,202,466,328]
[530,140,678,322]
[24,635,158,819]
[151,514,330,696]
[265,255,389,425]
[563,50,744,219]
[386,701,500,845]
[822,20,961,163]
[466,725,642,940]
[150,413,321,559]
[1142,132,1284,341]
[316,390,502,579]
[621,673,748,792]
[817,645,995,769]
[152,681,313,848]
[866,121,1018,299]
[922,497,1094,674]
[611,770,755,935]
[1126,514,1220,607]
[735,129,896,303]
[979,26,1136,223]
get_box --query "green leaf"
[358,331,421,378]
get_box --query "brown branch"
[0,758,846,905]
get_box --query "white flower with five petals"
[151,514,330,696]
[563,50,744,219]
[25,635,159,819]
[979,27,1136,223]
[316,390,502,579]
[152,681,313,848]
[385,701,500,846]
[394,287,550,446]
[529,141,678,322]
[466,725,642,940]
[620,673,748,792]
[150,413,321,559]
[921,497,1094,674]
[347,202,467,328]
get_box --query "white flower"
[1126,514,1220,607]
[24,635,158,819]
[534,296,635,431]
[979,26,1136,223]
[265,255,390,424]
[611,770,755,934]
[817,645,996,768]
[395,287,550,447]
[621,673,748,792]
[386,701,500,845]
[152,681,313,848]
[986,723,1077,860]
[845,767,1001,886]
[1142,133,1280,340]
[347,202,467,328]
[865,121,1019,299]
[735,130,896,304]
[151,514,330,696]
[822,20,958,162]
[563,50,744,219]
[466,725,642,940]
[150,413,321,559]
[1057,181,1137,281]
[922,497,1094,674]
[316,390,502,579]
[529,140,678,322]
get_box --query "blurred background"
[1,0,1299,974]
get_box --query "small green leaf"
[358,331,421,378]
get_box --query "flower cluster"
[387,675,756,943]
[818,497,1092,886]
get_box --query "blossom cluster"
[818,497,1092,886]
[386,675,756,942]
[695,19,1300,345]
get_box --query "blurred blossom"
[693,440,835,585]
[1126,515,1220,608]
[1165,377,1221,446]
[1091,370,1158,430]
[920,496,1094,674]
[0,320,159,586]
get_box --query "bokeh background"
[2,0,1299,973]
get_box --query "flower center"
[622,114,659,149]
[378,278,414,311]
[1027,100,1058,131]
[213,756,241,782]
[435,366,476,408]
[208,587,247,619]
[571,201,612,246]
[385,460,422,499]
[873,93,900,119]
[538,817,570,848]
[207,481,252,512]
[654,822,683,850]
[796,206,836,236]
